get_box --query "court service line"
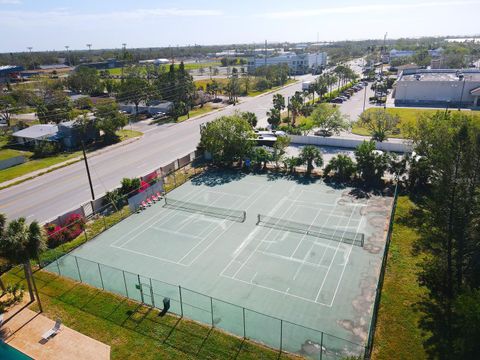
[291,201,340,282]
[220,274,332,307]
[114,189,216,249]
[314,199,359,303]
[229,187,305,280]
[328,198,369,307]
[109,184,203,247]
[180,184,269,266]
[256,249,329,269]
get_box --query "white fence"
[289,135,412,153]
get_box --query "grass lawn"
[116,129,143,141]
[177,104,216,123]
[194,78,297,97]
[194,78,229,90]
[372,196,427,360]
[0,148,30,161]
[0,130,142,184]
[351,108,479,138]
[101,62,221,77]
[0,151,82,184]
[247,79,297,97]
[1,269,297,360]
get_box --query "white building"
[394,69,480,108]
[247,52,327,74]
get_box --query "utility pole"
[27,47,34,70]
[264,40,267,68]
[65,45,70,66]
[121,43,126,78]
[86,44,92,63]
[380,32,387,75]
[81,141,95,200]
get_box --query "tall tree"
[288,91,304,127]
[0,216,45,311]
[117,67,150,116]
[354,140,389,187]
[67,66,103,95]
[95,101,128,143]
[200,114,254,165]
[310,103,350,136]
[299,145,323,174]
[358,109,400,142]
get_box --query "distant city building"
[389,49,416,60]
[247,52,327,75]
[0,65,24,83]
[394,69,480,108]
[80,59,125,70]
[138,58,170,65]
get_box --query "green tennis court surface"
[48,170,394,359]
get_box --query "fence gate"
[136,275,155,307]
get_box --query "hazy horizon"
[1,0,480,53]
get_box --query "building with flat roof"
[394,69,480,108]
[247,52,327,75]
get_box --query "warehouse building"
[394,69,480,108]
[247,52,327,75]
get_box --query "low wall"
[0,156,26,170]
[289,135,412,153]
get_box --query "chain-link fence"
[365,183,400,358]
[46,252,367,360]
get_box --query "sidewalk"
[1,300,110,360]
[0,135,142,189]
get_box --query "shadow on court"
[2,269,292,360]
[191,169,247,187]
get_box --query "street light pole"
[27,47,34,70]
[81,141,95,200]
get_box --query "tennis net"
[256,214,364,247]
[164,198,247,223]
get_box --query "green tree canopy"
[200,114,255,165]
[358,109,400,142]
[354,140,389,187]
[299,145,323,174]
[310,103,350,137]
[324,154,356,182]
[95,101,128,143]
[67,66,103,95]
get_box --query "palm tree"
[0,216,45,311]
[288,91,303,126]
[299,145,324,174]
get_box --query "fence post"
[83,230,88,244]
[103,216,107,230]
[56,258,61,276]
[320,332,323,360]
[242,307,246,339]
[173,171,177,187]
[149,278,155,308]
[179,285,184,317]
[98,263,104,290]
[137,274,144,304]
[122,270,129,298]
[280,319,283,353]
[74,256,82,282]
[210,297,214,327]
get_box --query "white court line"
[110,244,189,266]
[218,193,290,277]
[109,185,204,247]
[205,189,249,199]
[118,186,240,250]
[220,274,332,307]
[228,187,305,279]
[150,226,205,240]
[256,249,329,269]
[314,200,359,303]
[185,185,272,266]
[291,202,339,282]
[293,204,359,220]
[328,199,369,307]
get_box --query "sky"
[1,0,480,52]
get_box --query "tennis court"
[47,170,394,359]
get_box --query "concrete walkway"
[1,300,110,360]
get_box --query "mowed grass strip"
[351,108,480,138]
[372,196,427,360]
[1,269,299,360]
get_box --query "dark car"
[331,97,344,103]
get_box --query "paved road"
[0,74,317,223]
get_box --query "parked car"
[339,96,349,101]
[331,97,344,103]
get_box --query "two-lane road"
[0,74,317,222]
